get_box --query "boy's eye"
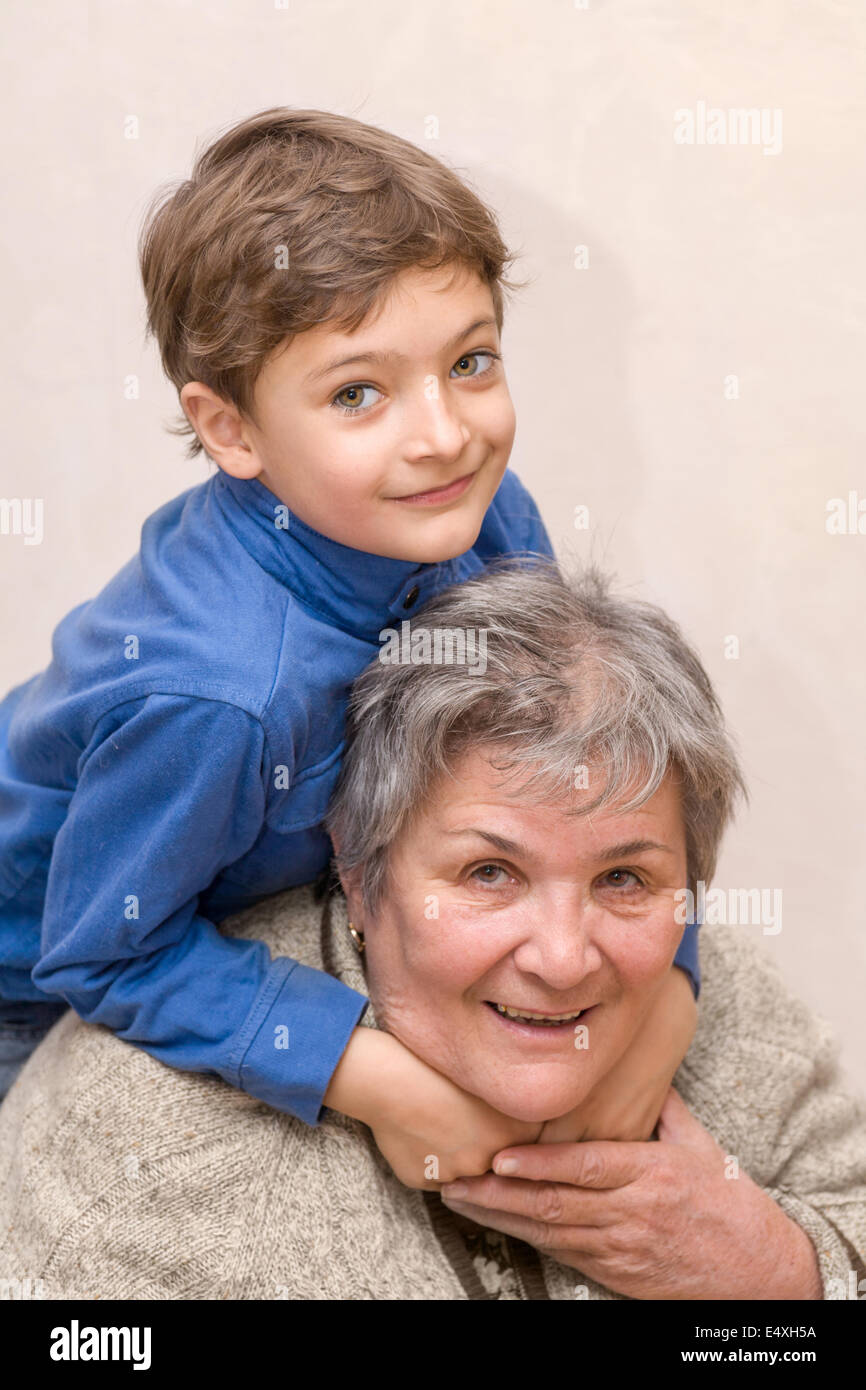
[450,350,499,379]
[330,350,501,415]
[331,383,382,415]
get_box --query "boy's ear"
[179,381,262,480]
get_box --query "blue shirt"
[0,467,700,1124]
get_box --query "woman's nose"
[511,908,604,992]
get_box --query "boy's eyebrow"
[303,317,499,385]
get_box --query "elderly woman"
[1,562,864,1300]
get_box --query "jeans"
[0,998,68,1104]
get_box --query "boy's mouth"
[389,470,476,506]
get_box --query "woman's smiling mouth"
[484,1000,597,1032]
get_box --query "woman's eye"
[600,869,643,891]
[450,350,499,379]
[469,863,511,888]
[331,383,383,415]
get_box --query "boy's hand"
[324,1027,541,1189]
[537,966,698,1144]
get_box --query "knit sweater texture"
[1,883,864,1300]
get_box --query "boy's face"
[182,262,516,563]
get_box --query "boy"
[0,108,699,1182]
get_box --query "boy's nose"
[401,391,471,462]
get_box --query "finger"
[489,1138,652,1187]
[656,1086,718,1152]
[536,1110,586,1144]
[439,1173,616,1226]
[440,1196,602,1256]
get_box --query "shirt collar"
[212,470,462,639]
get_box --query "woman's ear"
[340,876,369,942]
[329,837,364,917]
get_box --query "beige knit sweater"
[1,883,865,1300]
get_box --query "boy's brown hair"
[138,107,524,461]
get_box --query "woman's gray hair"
[325,558,747,910]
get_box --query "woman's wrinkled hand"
[440,1087,823,1300]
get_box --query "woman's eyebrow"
[445,831,675,862]
[596,839,675,860]
[445,827,526,856]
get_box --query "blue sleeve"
[673,921,700,999]
[31,694,367,1126]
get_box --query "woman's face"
[351,749,688,1122]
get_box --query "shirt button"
[403,585,420,608]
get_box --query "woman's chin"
[472,1070,595,1124]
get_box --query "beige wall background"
[2,1,864,1094]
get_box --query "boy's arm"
[32,693,367,1127]
[324,1025,542,1187]
[672,920,701,998]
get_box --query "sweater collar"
[213,470,462,640]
